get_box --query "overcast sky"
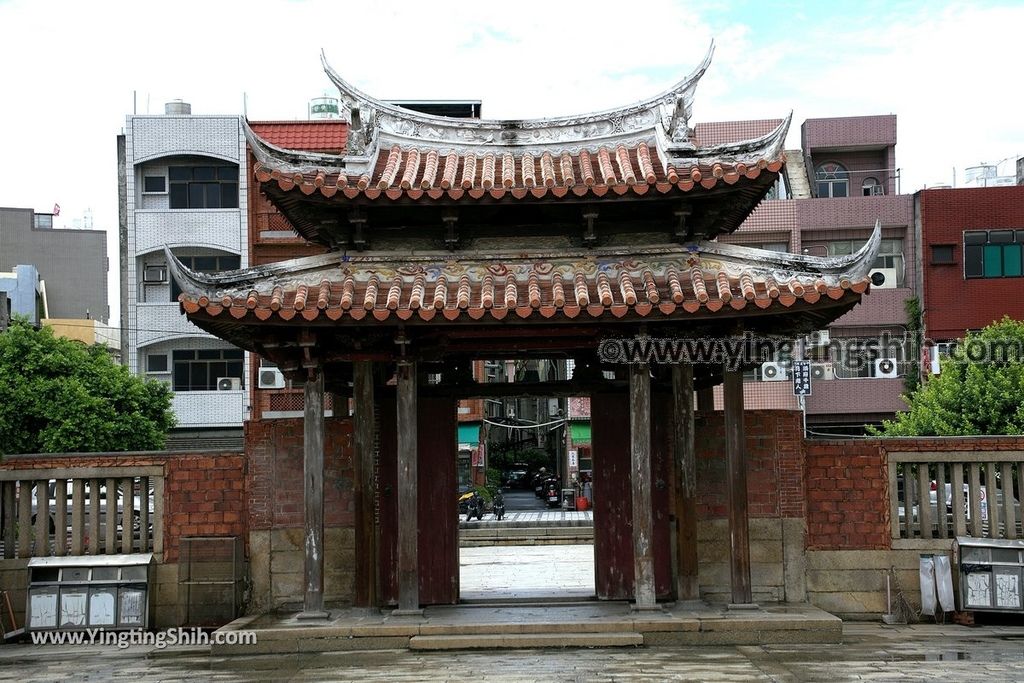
[1,0,1021,326]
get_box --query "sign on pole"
[793,360,812,396]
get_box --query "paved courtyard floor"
[3,622,1024,681]
[459,544,595,600]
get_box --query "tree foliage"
[873,317,1024,436]
[0,319,175,455]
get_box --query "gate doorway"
[454,382,597,602]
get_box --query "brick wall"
[0,450,245,563]
[918,186,1024,340]
[805,440,888,550]
[244,417,354,531]
[163,453,246,562]
[805,434,1024,551]
[694,410,804,519]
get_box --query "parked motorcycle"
[458,490,484,521]
[492,491,505,520]
[542,479,561,508]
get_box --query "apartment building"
[0,206,108,323]
[118,102,249,443]
[719,115,915,434]
[917,185,1024,350]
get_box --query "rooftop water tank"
[309,96,341,120]
[165,100,192,115]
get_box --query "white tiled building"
[119,104,249,438]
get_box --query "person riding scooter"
[458,489,484,521]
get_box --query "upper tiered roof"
[244,46,792,246]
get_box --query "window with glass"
[862,177,883,196]
[142,175,166,193]
[815,162,849,198]
[168,165,239,209]
[931,245,955,265]
[172,349,244,391]
[828,238,905,286]
[169,253,241,301]
[964,230,1024,279]
[146,354,168,373]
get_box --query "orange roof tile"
[249,121,348,153]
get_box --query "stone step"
[409,631,643,650]
[459,526,594,546]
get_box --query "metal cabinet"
[954,536,1024,612]
[26,554,154,632]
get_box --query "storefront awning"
[458,422,481,447]
[570,422,591,444]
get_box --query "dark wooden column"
[723,365,752,604]
[298,365,328,619]
[352,360,377,608]
[629,363,657,609]
[395,360,421,614]
[696,386,714,413]
[672,363,699,601]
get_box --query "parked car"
[29,480,155,537]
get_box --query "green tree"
[0,319,175,455]
[873,317,1024,436]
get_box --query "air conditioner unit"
[811,362,835,381]
[760,361,789,381]
[258,367,285,389]
[143,264,167,283]
[874,358,899,378]
[869,267,898,289]
[216,377,242,391]
[807,330,831,347]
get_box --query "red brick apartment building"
[917,185,1024,344]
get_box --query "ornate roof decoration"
[244,44,792,198]
[169,223,881,329]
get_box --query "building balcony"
[805,376,907,417]
[134,209,244,257]
[171,390,245,429]
[135,301,207,348]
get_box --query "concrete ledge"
[213,602,842,654]
[460,526,594,547]
[410,632,642,650]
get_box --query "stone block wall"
[244,417,355,611]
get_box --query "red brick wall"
[163,453,246,562]
[0,450,246,564]
[244,418,354,531]
[805,440,888,550]
[919,186,1024,340]
[694,410,804,520]
[805,435,1024,551]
